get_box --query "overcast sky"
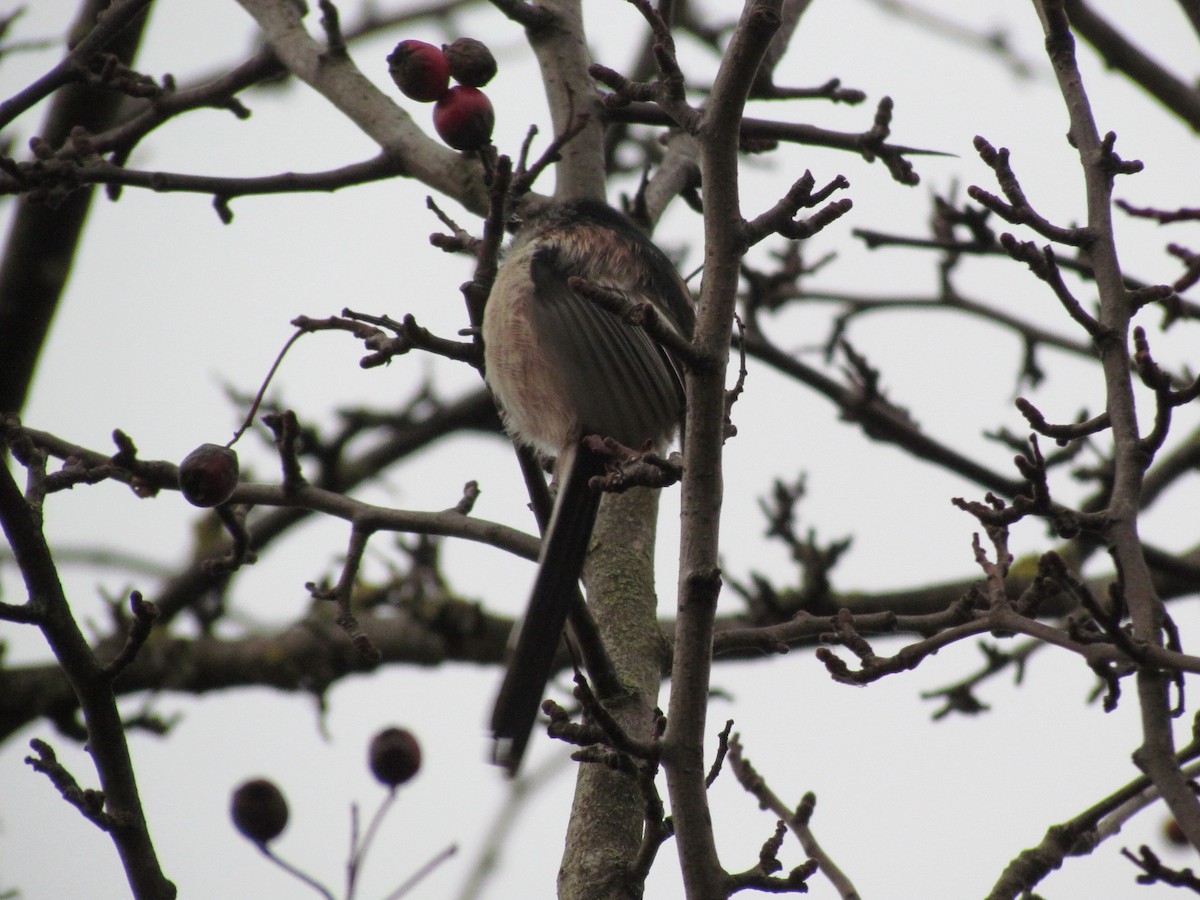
[3,1,1200,897]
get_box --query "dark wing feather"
[528,246,682,448]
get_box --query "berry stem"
[229,328,306,448]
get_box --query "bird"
[483,198,695,775]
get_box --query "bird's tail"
[490,442,604,775]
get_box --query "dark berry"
[368,727,421,788]
[230,778,289,845]
[387,40,450,103]
[1164,818,1189,847]
[432,86,494,151]
[178,443,239,508]
[442,38,497,88]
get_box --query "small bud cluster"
[387,38,497,152]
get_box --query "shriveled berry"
[368,727,421,788]
[442,38,497,88]
[230,778,289,845]
[178,443,239,508]
[432,86,494,152]
[387,40,450,103]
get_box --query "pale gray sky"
[3,1,1199,897]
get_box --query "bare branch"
[0,0,152,131]
[727,736,860,899]
[969,136,1095,246]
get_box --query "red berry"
[442,38,497,88]
[368,727,421,788]
[230,778,289,845]
[178,443,239,508]
[432,86,494,152]
[387,40,450,103]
